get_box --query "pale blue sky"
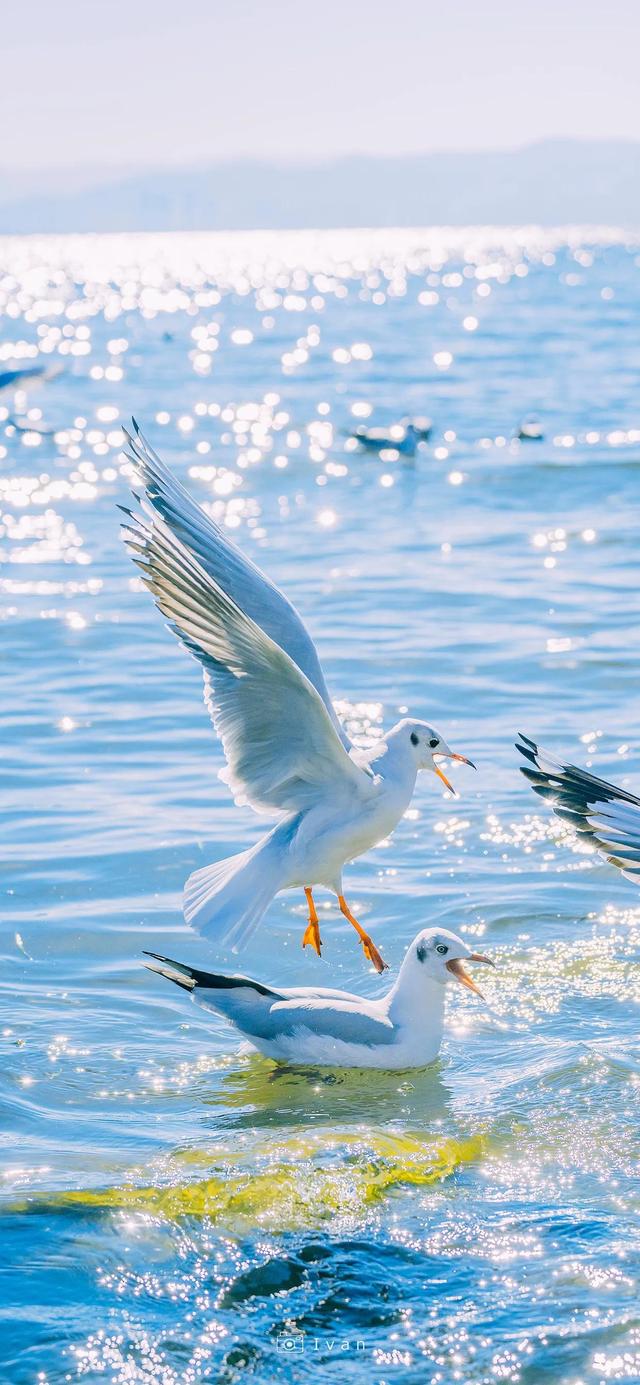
[3,0,639,170]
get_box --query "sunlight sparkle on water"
[3,225,640,1385]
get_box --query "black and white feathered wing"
[144,952,395,1048]
[517,733,640,884]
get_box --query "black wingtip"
[516,742,539,768]
[143,947,185,969]
[142,951,197,992]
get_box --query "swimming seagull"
[143,927,494,1069]
[120,421,475,972]
[350,418,431,457]
[516,417,544,442]
[517,733,640,884]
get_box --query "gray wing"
[145,954,394,1046]
[122,420,351,751]
[517,733,640,884]
[265,996,396,1046]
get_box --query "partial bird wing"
[122,490,374,816]
[144,952,286,1035]
[517,733,640,884]
[122,420,351,751]
[144,953,394,1047]
[267,995,395,1047]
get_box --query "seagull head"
[407,927,494,998]
[400,718,476,793]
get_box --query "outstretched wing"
[122,493,373,816]
[517,733,640,885]
[122,420,351,751]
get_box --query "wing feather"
[123,494,372,816]
[266,997,395,1046]
[145,955,394,1049]
[516,734,640,885]
[122,420,351,750]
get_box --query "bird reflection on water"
[203,1049,455,1133]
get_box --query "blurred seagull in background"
[144,927,494,1069]
[0,363,62,396]
[516,416,544,441]
[121,421,475,973]
[350,416,432,457]
[0,363,63,440]
[517,733,640,885]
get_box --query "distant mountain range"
[1,140,639,233]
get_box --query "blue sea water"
[2,226,640,1385]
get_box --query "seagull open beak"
[434,763,455,793]
[450,753,476,769]
[433,752,476,794]
[446,952,494,999]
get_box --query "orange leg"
[302,886,323,957]
[338,894,388,973]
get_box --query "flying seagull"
[121,421,474,973]
[144,926,494,1069]
[517,733,640,884]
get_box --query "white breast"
[249,1026,442,1069]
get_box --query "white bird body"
[122,422,474,971]
[284,732,421,887]
[254,1001,439,1070]
[144,927,494,1069]
[183,727,421,952]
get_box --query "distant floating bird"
[121,421,475,974]
[517,733,640,884]
[516,417,544,441]
[410,416,433,442]
[351,416,432,457]
[144,927,494,1069]
[0,363,62,396]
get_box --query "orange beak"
[433,752,476,795]
[446,952,494,999]
[434,764,455,793]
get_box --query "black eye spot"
[410,731,419,746]
[436,943,449,955]
[429,738,439,748]
[416,942,427,962]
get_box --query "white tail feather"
[183,828,288,951]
